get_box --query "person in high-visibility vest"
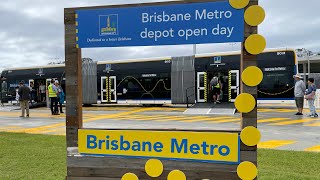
[48,79,59,115]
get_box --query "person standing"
[39,82,46,102]
[305,78,318,117]
[18,80,30,117]
[48,79,59,115]
[294,74,306,115]
[210,75,222,104]
[55,80,65,113]
[29,82,35,104]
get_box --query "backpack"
[210,77,218,87]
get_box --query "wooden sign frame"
[64,0,261,179]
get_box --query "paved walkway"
[0,106,319,152]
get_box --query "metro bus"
[0,48,297,105]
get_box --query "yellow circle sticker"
[235,93,256,113]
[245,34,266,55]
[229,0,249,9]
[121,173,139,180]
[245,5,266,26]
[167,170,186,180]
[145,159,163,177]
[242,66,263,87]
[240,126,261,146]
[237,161,258,180]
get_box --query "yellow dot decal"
[245,34,266,55]
[145,159,163,177]
[240,126,261,146]
[237,161,258,180]
[121,173,139,180]
[235,93,256,113]
[242,66,263,87]
[245,5,266,26]
[229,0,249,9]
[167,170,186,180]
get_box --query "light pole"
[307,51,310,78]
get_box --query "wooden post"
[240,0,259,165]
[64,9,83,147]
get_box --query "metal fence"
[82,61,97,104]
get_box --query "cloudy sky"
[0,0,319,71]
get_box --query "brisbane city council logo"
[99,14,119,36]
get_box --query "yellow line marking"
[155,116,195,122]
[257,109,300,113]
[121,115,168,118]
[120,115,203,122]
[258,109,276,112]
[258,118,290,123]
[0,126,21,129]
[304,122,320,127]
[39,127,65,134]
[115,116,168,121]
[110,114,206,122]
[270,118,320,125]
[207,118,241,123]
[0,126,24,131]
[181,116,233,123]
[114,115,169,121]
[279,110,296,113]
[304,145,320,152]
[6,108,158,134]
[258,140,296,149]
[53,132,66,136]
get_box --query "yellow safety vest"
[48,84,57,98]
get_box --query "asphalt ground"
[0,105,319,152]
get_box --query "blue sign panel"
[106,64,111,71]
[76,1,244,48]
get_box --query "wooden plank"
[240,151,257,162]
[67,156,238,172]
[240,0,258,129]
[65,9,83,148]
[79,128,241,133]
[67,168,239,179]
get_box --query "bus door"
[101,76,108,103]
[28,79,34,102]
[229,70,239,102]
[197,72,207,103]
[101,76,117,103]
[109,76,117,103]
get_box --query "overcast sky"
[0,0,319,71]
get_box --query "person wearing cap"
[48,79,59,115]
[294,74,306,115]
[55,80,64,113]
[18,80,30,117]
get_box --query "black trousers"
[50,97,58,114]
[57,98,63,113]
